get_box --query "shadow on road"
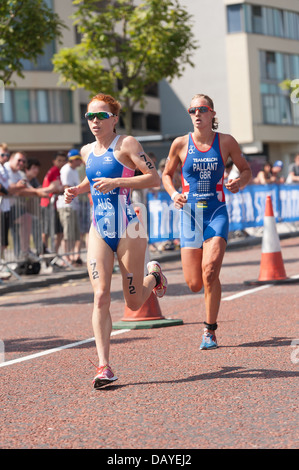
[96,365,299,392]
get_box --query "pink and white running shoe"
[92,364,118,389]
[147,261,168,298]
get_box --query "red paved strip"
[0,238,298,449]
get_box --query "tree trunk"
[123,106,133,136]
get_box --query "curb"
[0,269,89,295]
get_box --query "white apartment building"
[158,0,299,176]
[0,0,299,177]
[0,0,161,176]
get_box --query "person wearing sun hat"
[272,160,285,184]
[67,148,83,161]
[57,148,83,265]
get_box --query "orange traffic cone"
[112,206,183,329]
[122,292,164,322]
[245,195,299,285]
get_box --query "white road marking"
[222,284,271,301]
[222,273,299,301]
[2,274,298,368]
[0,329,130,368]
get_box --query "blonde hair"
[0,142,8,151]
[191,94,219,130]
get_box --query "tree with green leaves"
[53,0,198,134]
[0,0,65,85]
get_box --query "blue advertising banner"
[147,184,299,243]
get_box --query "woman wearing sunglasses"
[162,94,251,350]
[64,93,167,389]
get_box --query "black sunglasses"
[0,153,10,157]
[85,111,117,121]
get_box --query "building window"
[146,114,160,132]
[132,112,144,130]
[273,9,284,37]
[14,90,30,123]
[260,50,299,126]
[0,89,73,124]
[227,4,299,40]
[252,6,263,34]
[227,4,243,33]
[145,83,159,97]
[20,0,55,71]
[1,90,13,122]
[21,41,55,71]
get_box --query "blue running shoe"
[200,329,218,350]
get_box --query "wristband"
[171,191,179,201]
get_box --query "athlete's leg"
[202,236,226,330]
[180,247,203,292]
[87,225,114,366]
[117,221,156,311]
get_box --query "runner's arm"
[162,137,187,208]
[92,136,160,193]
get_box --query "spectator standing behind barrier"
[271,160,285,184]
[162,93,252,350]
[0,143,11,260]
[56,149,83,265]
[253,161,275,184]
[40,151,67,254]
[157,158,166,190]
[24,159,43,255]
[4,152,47,260]
[286,153,299,184]
[25,158,41,189]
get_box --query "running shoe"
[200,329,218,350]
[147,260,168,298]
[93,364,118,389]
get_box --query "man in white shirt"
[0,144,11,260]
[4,151,47,259]
[287,153,299,184]
[57,149,83,265]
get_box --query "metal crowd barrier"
[0,193,92,282]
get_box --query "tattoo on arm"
[127,273,136,294]
[138,153,154,170]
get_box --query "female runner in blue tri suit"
[162,94,251,350]
[64,93,167,389]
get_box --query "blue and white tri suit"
[85,135,137,252]
[180,132,229,248]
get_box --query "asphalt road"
[0,237,298,453]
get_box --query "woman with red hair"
[64,94,167,389]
